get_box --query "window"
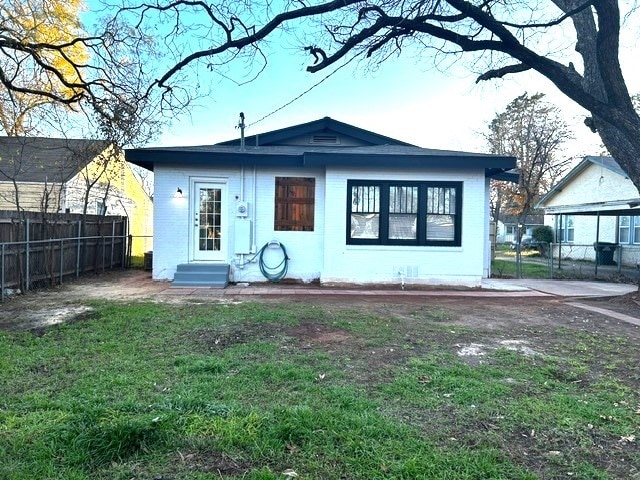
[619,216,640,244]
[274,177,315,231]
[556,215,574,242]
[347,180,462,246]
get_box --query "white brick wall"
[153,164,490,286]
[321,167,487,287]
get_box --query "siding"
[0,182,63,212]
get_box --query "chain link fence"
[494,242,640,283]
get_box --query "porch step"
[172,263,229,288]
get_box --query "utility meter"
[236,201,249,217]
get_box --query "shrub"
[532,225,553,243]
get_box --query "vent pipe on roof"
[238,112,246,151]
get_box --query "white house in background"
[536,156,640,266]
[125,117,516,287]
[496,214,544,244]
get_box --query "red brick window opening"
[274,177,315,231]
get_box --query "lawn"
[1,300,639,479]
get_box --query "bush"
[532,225,553,243]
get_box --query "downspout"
[252,165,257,254]
[239,165,245,268]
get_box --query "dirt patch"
[170,450,251,476]
[284,323,352,345]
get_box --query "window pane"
[389,214,417,240]
[389,186,418,213]
[427,187,456,214]
[351,214,379,239]
[620,228,630,243]
[620,216,630,243]
[426,214,455,241]
[352,185,379,213]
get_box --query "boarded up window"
[274,177,315,231]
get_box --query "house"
[125,117,516,287]
[496,213,545,244]
[0,136,153,255]
[536,156,640,266]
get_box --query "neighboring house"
[125,117,516,287]
[496,213,545,243]
[536,156,640,266]
[0,136,153,255]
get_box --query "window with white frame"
[619,216,640,244]
[347,180,462,246]
[556,214,574,242]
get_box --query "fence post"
[102,236,106,273]
[25,218,30,292]
[548,242,553,279]
[76,220,81,277]
[1,244,4,302]
[59,238,64,285]
[110,220,115,269]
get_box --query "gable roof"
[126,117,517,177]
[0,137,108,183]
[217,116,415,147]
[536,156,640,216]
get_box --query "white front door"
[192,181,226,261]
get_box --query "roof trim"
[126,147,517,172]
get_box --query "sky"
[154,43,606,162]
[106,3,638,163]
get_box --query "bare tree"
[487,92,572,276]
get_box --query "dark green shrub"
[532,225,553,243]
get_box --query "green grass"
[1,301,638,479]
[492,258,550,278]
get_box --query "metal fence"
[494,242,640,282]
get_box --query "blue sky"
[82,2,638,160]
[157,48,605,161]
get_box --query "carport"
[541,199,640,275]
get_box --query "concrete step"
[172,263,229,288]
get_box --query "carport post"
[558,216,563,270]
[595,213,601,277]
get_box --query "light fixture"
[175,187,183,198]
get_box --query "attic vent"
[310,134,340,145]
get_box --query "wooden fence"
[0,212,129,300]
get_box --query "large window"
[556,215,574,242]
[274,177,315,231]
[347,180,462,246]
[619,216,640,244]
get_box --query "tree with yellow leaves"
[0,0,88,135]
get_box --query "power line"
[246,54,360,129]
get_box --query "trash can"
[593,242,618,265]
[144,251,153,271]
